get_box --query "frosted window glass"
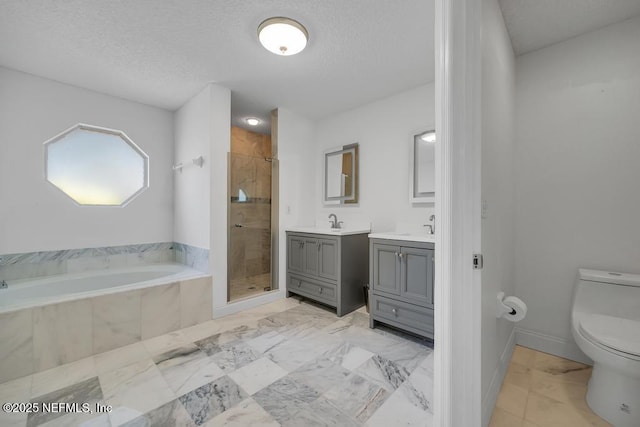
[45,124,148,206]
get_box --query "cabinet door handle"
[301,241,305,248]
[399,253,404,261]
[298,282,302,287]
[318,287,323,293]
[317,242,321,251]
[395,252,399,259]
[392,308,397,315]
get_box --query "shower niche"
[228,126,276,301]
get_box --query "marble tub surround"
[0,297,434,427]
[0,242,174,282]
[173,243,209,273]
[0,242,215,281]
[0,242,210,283]
[0,276,213,383]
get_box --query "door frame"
[433,0,483,426]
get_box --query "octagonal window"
[44,124,148,206]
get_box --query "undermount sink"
[367,231,436,243]
[286,226,371,236]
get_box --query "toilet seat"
[579,314,640,357]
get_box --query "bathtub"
[0,263,204,313]
[0,263,213,383]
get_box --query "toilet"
[571,269,640,427]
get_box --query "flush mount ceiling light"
[245,117,261,126]
[258,17,308,56]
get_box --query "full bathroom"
[1,1,640,427]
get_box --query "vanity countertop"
[368,231,435,243]
[287,227,371,236]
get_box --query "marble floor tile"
[0,376,32,427]
[227,357,288,395]
[323,342,375,371]
[264,337,317,372]
[180,320,223,343]
[31,356,97,398]
[153,344,225,396]
[100,359,175,426]
[142,331,193,357]
[354,355,411,392]
[288,358,351,394]
[120,399,194,427]
[209,341,262,373]
[252,377,320,424]
[284,397,360,427]
[245,330,288,355]
[396,354,434,412]
[193,332,237,357]
[94,342,150,375]
[323,373,389,423]
[364,388,433,427]
[0,298,436,427]
[204,397,280,427]
[27,377,102,427]
[178,376,248,426]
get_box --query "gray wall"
[514,15,640,360]
[480,0,517,423]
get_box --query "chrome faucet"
[0,280,7,289]
[424,214,436,235]
[328,213,343,229]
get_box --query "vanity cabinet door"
[318,238,338,281]
[400,247,433,308]
[302,237,320,277]
[288,235,305,273]
[372,243,401,296]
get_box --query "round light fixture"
[245,117,261,126]
[420,132,436,143]
[258,17,308,56]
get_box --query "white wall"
[209,85,231,310]
[513,15,640,361]
[0,67,173,254]
[277,108,316,290]
[173,83,231,309]
[173,86,213,250]
[479,0,516,424]
[313,84,436,230]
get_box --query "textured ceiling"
[499,0,640,55]
[0,0,435,134]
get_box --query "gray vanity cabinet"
[286,231,368,316]
[370,238,434,339]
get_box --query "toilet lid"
[579,314,640,357]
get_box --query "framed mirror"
[324,143,358,205]
[410,130,435,203]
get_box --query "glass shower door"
[228,152,272,301]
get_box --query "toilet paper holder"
[497,291,517,318]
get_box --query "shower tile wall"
[229,127,272,300]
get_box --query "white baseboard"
[481,326,516,427]
[515,327,592,365]
[212,289,286,318]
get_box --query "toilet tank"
[573,269,640,321]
